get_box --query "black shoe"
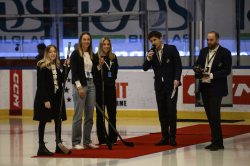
[170,138,177,146]
[219,145,225,149]
[210,144,219,151]
[55,145,63,154]
[205,144,224,150]
[205,144,212,149]
[37,143,54,156]
[55,141,72,154]
[155,137,169,146]
[55,140,63,153]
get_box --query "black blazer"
[70,50,97,86]
[33,64,70,122]
[195,45,232,97]
[143,44,182,91]
[94,53,119,86]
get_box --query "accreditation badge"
[108,72,112,77]
[86,72,90,78]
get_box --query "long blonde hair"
[79,31,94,60]
[97,37,115,60]
[37,45,60,69]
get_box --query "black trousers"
[201,83,223,145]
[96,85,117,144]
[155,82,178,138]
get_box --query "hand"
[44,101,51,109]
[200,72,210,80]
[78,88,85,98]
[64,58,70,65]
[195,68,204,72]
[98,57,104,68]
[147,50,154,60]
[174,80,179,88]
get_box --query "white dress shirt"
[202,44,220,83]
[147,43,164,81]
[75,52,93,88]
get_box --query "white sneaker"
[72,144,85,150]
[84,143,99,149]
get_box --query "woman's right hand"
[44,101,51,109]
[78,88,85,98]
[98,57,104,68]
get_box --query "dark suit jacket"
[33,64,70,122]
[143,44,182,91]
[70,50,97,86]
[195,45,232,97]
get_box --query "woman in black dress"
[95,37,119,145]
[33,44,70,156]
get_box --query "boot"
[55,139,63,154]
[55,140,71,154]
[55,144,62,154]
[37,143,54,156]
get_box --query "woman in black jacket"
[95,37,119,145]
[33,44,70,156]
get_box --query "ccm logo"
[186,83,250,96]
[183,75,250,105]
[13,73,20,107]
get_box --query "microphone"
[151,45,155,52]
[148,45,155,60]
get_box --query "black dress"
[33,64,70,122]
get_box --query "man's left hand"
[174,80,179,88]
[200,72,210,80]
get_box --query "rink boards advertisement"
[0,69,250,113]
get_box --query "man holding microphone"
[143,31,182,146]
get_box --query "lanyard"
[104,60,112,71]
[206,50,217,65]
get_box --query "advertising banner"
[183,75,250,105]
[1,68,250,112]
[10,70,23,115]
[0,0,44,57]
[63,70,157,110]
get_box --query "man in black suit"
[143,31,182,146]
[195,31,232,151]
